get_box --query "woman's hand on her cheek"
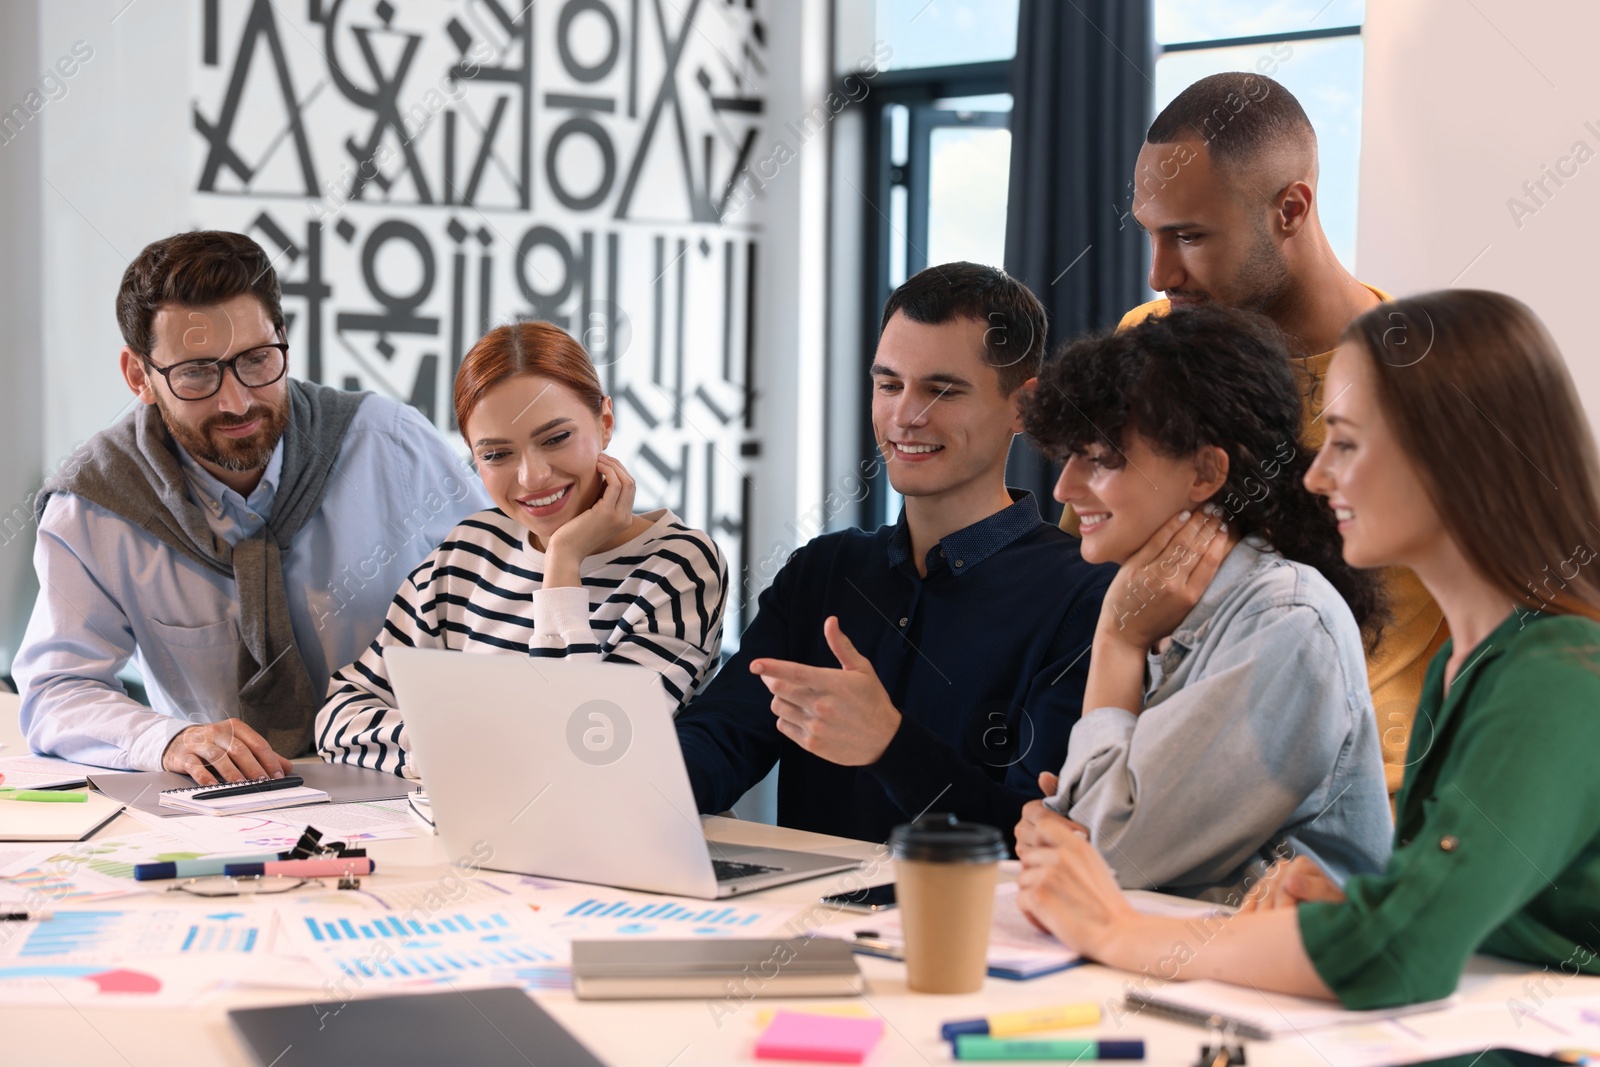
[1096,504,1236,652]
[544,454,640,570]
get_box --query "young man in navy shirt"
[676,262,1113,846]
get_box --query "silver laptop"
[385,648,861,899]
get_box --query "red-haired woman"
[316,321,727,778]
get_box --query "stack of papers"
[833,881,1228,980]
[836,882,1082,979]
[0,754,113,790]
[0,838,811,1008]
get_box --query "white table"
[3,813,1595,1066]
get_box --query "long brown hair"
[1345,290,1600,622]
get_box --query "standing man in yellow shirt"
[1068,72,1446,796]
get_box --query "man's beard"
[158,394,290,473]
[1231,223,1292,318]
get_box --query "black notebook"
[229,987,605,1067]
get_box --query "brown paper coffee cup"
[890,814,1006,994]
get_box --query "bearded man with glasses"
[13,230,487,783]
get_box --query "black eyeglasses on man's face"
[141,341,289,401]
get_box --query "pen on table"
[133,852,284,881]
[223,858,376,878]
[0,912,53,922]
[847,932,904,960]
[942,1003,1102,1040]
[953,1036,1145,1061]
[0,788,88,803]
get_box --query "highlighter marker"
[0,789,88,802]
[953,1036,1145,1061]
[942,1003,1101,1040]
[133,852,283,881]
[223,858,375,878]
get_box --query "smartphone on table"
[820,883,897,912]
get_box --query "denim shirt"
[1055,536,1393,901]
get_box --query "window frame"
[857,60,1011,530]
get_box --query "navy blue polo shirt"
[675,490,1114,848]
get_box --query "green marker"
[0,789,89,803]
[953,1036,1145,1061]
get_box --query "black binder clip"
[284,827,367,861]
[284,827,326,859]
[1195,1016,1246,1067]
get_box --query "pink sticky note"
[755,1010,884,1063]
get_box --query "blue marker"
[133,852,282,881]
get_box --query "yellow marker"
[941,1003,1101,1040]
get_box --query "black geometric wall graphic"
[193,0,767,633]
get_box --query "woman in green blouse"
[1014,289,1600,1008]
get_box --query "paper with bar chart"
[280,890,803,993]
[545,892,799,938]
[0,905,277,1005]
[281,903,570,991]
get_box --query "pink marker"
[222,857,375,877]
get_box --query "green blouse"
[1299,610,1600,1009]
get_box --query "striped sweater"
[316,507,727,778]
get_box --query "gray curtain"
[1003,0,1152,521]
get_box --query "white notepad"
[158,780,330,815]
[0,792,124,841]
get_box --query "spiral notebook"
[1123,980,1456,1040]
[158,777,330,815]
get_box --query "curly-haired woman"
[1020,304,1393,902]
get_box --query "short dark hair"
[116,230,285,357]
[878,262,1047,394]
[1025,305,1385,644]
[1146,73,1314,169]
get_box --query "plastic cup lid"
[889,813,1006,863]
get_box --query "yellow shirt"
[1061,290,1448,796]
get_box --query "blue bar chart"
[18,909,267,958]
[291,906,563,988]
[563,898,764,927]
[302,911,512,943]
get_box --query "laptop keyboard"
[712,859,782,882]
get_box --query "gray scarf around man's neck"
[36,379,367,758]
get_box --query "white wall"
[0,0,204,671]
[0,0,45,672]
[746,0,830,602]
[1359,0,1600,425]
[40,1,191,464]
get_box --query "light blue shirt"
[13,392,489,770]
[1055,537,1393,902]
